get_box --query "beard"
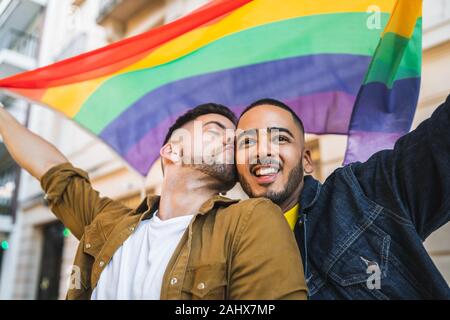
[184,145,237,191]
[189,163,237,191]
[239,160,303,206]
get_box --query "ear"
[302,149,314,175]
[160,143,181,164]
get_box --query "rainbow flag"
[0,0,422,176]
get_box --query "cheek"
[236,146,260,166]
[203,133,219,145]
[236,163,249,179]
[202,140,218,155]
[279,149,302,174]
[180,145,192,160]
[235,149,249,166]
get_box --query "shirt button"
[44,194,49,201]
[85,243,91,249]
[197,282,206,290]
[170,277,178,285]
[99,261,105,268]
[129,226,135,232]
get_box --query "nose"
[223,129,235,146]
[225,134,233,145]
[257,131,272,158]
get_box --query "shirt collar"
[134,194,239,219]
[284,204,299,231]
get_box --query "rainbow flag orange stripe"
[0,0,422,175]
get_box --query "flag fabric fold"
[344,0,422,164]
[0,0,422,176]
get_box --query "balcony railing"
[0,28,39,58]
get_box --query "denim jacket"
[295,95,450,299]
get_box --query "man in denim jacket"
[236,95,450,299]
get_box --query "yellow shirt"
[284,204,299,231]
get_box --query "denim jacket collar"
[299,175,322,211]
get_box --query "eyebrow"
[237,127,295,141]
[268,127,295,139]
[203,121,227,130]
[237,129,257,141]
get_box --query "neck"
[279,180,304,213]
[158,169,221,220]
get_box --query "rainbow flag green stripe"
[363,18,422,87]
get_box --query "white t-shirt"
[91,211,193,300]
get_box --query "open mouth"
[250,164,281,185]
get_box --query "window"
[36,221,65,300]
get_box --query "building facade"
[0,0,47,299]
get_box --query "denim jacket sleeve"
[353,94,450,239]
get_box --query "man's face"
[169,113,237,190]
[236,105,312,206]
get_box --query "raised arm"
[0,103,67,179]
[353,94,450,239]
[0,103,131,239]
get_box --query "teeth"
[255,167,278,176]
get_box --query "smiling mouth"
[250,164,281,185]
[253,166,279,176]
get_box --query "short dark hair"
[163,103,237,146]
[239,98,305,135]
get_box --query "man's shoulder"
[219,196,274,208]
[215,197,292,248]
[217,197,282,221]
